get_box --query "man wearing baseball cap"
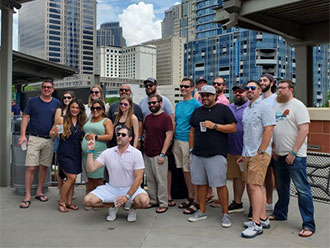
[193,77,207,104]
[188,85,237,228]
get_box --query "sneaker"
[241,221,263,238]
[243,218,270,229]
[106,207,118,222]
[188,210,207,222]
[266,203,274,211]
[221,214,232,228]
[228,201,244,213]
[127,209,137,222]
[248,207,252,220]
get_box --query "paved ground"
[1,182,329,248]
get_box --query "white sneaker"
[127,209,137,222]
[221,214,232,228]
[244,218,270,229]
[188,210,207,222]
[241,221,263,238]
[266,203,274,211]
[106,207,118,222]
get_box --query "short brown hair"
[149,94,162,103]
[279,79,295,89]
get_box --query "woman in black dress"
[50,99,86,212]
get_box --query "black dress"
[57,123,83,175]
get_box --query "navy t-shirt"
[190,104,237,157]
[11,105,21,115]
[24,96,60,135]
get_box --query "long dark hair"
[91,99,106,118]
[61,91,75,115]
[62,98,86,139]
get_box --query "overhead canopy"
[8,49,78,84]
[214,0,330,46]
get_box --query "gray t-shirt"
[139,95,174,119]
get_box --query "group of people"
[17,74,315,238]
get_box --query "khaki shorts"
[243,153,271,185]
[226,154,243,180]
[172,140,190,172]
[25,135,54,167]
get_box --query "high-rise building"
[18,0,96,75]
[97,22,126,48]
[143,36,185,86]
[97,44,156,80]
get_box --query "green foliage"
[105,97,119,105]
[322,90,330,107]
[24,85,41,92]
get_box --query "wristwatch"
[160,153,166,158]
[257,149,264,154]
[125,194,131,200]
[213,124,218,130]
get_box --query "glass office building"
[19,0,96,74]
[97,22,126,48]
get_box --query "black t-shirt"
[190,104,237,157]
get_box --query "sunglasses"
[245,86,257,91]
[90,90,100,94]
[148,101,159,105]
[234,90,244,94]
[120,102,129,107]
[119,88,130,92]
[91,106,102,112]
[213,82,225,86]
[180,85,191,89]
[117,132,127,137]
[42,86,52,89]
[63,96,72,100]
[145,84,154,88]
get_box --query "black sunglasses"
[148,101,159,106]
[63,96,72,100]
[119,88,130,92]
[91,106,102,111]
[90,90,100,94]
[145,84,154,88]
[180,85,191,89]
[42,86,52,89]
[245,86,257,91]
[117,132,127,137]
[213,82,225,86]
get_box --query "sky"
[6,0,180,50]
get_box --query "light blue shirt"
[242,98,276,156]
[174,98,201,142]
[139,95,174,119]
[262,93,277,108]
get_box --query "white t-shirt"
[262,93,277,108]
[96,145,145,187]
[273,98,310,157]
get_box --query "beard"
[262,84,270,93]
[150,105,161,113]
[234,96,247,106]
[276,93,290,103]
[146,88,156,96]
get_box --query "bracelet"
[87,150,95,154]
[290,150,297,156]
[160,153,166,158]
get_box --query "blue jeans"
[273,156,316,232]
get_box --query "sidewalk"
[1,183,329,248]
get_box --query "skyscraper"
[97,22,126,48]
[18,0,96,75]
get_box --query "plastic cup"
[238,161,244,172]
[200,122,207,132]
[56,124,63,134]
[21,141,27,151]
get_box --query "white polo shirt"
[96,145,144,188]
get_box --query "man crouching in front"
[83,126,149,222]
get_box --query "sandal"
[210,200,222,208]
[168,199,176,207]
[58,202,68,213]
[299,228,314,237]
[35,194,48,202]
[156,207,168,214]
[178,197,193,209]
[67,204,79,210]
[145,203,157,209]
[19,200,31,209]
[268,215,285,221]
[183,202,199,215]
[206,195,214,203]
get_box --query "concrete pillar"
[295,45,313,107]
[0,7,14,186]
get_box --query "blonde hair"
[114,95,133,128]
[88,85,105,107]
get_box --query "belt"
[31,134,51,139]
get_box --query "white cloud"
[119,2,161,46]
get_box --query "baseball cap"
[144,77,157,85]
[196,76,207,85]
[232,84,246,91]
[200,85,216,94]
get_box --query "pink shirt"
[96,145,144,188]
[216,94,230,106]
